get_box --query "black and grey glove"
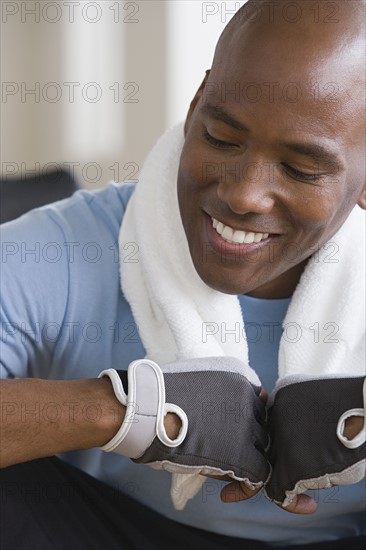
[265,376,366,507]
[99,357,270,491]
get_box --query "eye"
[282,164,325,183]
[203,129,238,149]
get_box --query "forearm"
[0,377,125,468]
[0,377,181,469]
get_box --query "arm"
[0,377,180,469]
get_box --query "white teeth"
[211,218,270,245]
[244,232,255,244]
[222,226,233,241]
[231,230,245,244]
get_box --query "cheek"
[177,145,207,215]
[285,180,359,256]
[286,185,344,231]
[179,130,220,187]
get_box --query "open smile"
[211,217,270,245]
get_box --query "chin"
[195,265,250,295]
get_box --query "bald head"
[214,0,365,77]
[223,0,365,32]
[207,0,365,121]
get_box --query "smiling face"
[177,1,366,297]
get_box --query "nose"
[217,160,275,216]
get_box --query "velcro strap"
[99,360,188,458]
[337,378,366,449]
[99,362,161,458]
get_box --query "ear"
[357,183,366,209]
[184,70,211,137]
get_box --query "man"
[1,0,365,548]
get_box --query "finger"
[201,473,232,481]
[259,387,268,404]
[278,494,317,515]
[220,481,261,503]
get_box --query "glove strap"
[99,360,188,458]
[337,377,366,449]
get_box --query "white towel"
[119,122,366,509]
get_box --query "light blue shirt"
[1,182,364,546]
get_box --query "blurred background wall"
[1,0,246,189]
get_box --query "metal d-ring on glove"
[264,376,366,507]
[99,356,270,491]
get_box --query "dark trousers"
[0,457,365,550]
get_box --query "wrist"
[98,375,181,447]
[82,377,126,447]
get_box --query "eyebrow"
[200,103,248,132]
[200,103,342,167]
[279,141,341,166]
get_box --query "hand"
[203,473,317,514]
[208,386,269,504]
[264,376,366,508]
[99,357,270,493]
[203,383,318,514]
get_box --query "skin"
[178,0,366,512]
[0,378,181,469]
[178,0,366,299]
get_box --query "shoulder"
[1,181,136,246]
[0,182,136,379]
[0,180,137,290]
